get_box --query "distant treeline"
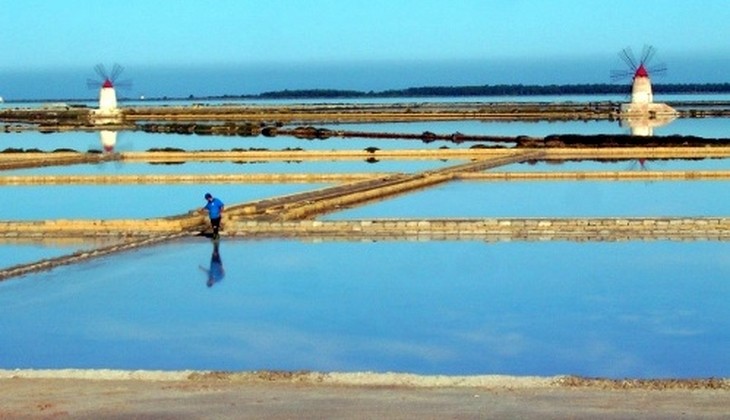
[223,83,730,100]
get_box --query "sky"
[1,0,730,99]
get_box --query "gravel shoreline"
[2,369,729,418]
[2,369,728,390]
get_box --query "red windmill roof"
[634,64,649,78]
[102,79,114,88]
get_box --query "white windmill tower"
[611,46,677,124]
[88,64,128,122]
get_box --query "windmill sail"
[612,45,677,123]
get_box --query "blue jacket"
[204,198,224,219]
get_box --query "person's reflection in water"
[200,242,225,287]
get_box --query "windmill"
[87,64,130,118]
[611,45,677,127]
[611,45,666,105]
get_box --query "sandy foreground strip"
[0,370,729,419]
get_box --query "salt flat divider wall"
[4,171,730,185]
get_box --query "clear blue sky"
[2,0,729,99]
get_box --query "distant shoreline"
[5,82,730,104]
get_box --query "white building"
[620,63,677,119]
[91,78,122,124]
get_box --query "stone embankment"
[122,102,621,123]
[1,102,729,132]
[3,170,730,186]
[0,151,114,170]
[227,218,730,241]
[3,216,729,242]
[0,212,206,238]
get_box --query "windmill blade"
[94,63,108,80]
[618,47,638,70]
[86,78,102,89]
[110,63,125,82]
[648,62,667,76]
[610,69,633,82]
[113,78,133,90]
[640,45,657,66]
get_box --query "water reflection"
[618,113,677,169]
[99,130,117,153]
[200,241,225,288]
[619,114,677,137]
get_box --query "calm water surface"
[498,157,730,172]
[1,117,729,154]
[0,238,727,378]
[324,180,729,219]
[5,93,730,108]
[3,184,328,220]
[2,97,729,378]
[0,241,109,270]
[0,130,485,152]
[3,160,461,176]
[324,117,730,139]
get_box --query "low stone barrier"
[0,173,381,185]
[0,212,206,237]
[459,171,730,181]
[3,216,728,241]
[226,218,730,241]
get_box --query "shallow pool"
[0,238,727,378]
[2,159,462,176]
[0,130,492,152]
[0,240,112,270]
[324,179,730,219]
[3,184,329,220]
[498,157,730,172]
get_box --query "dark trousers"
[210,217,221,234]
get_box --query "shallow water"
[2,97,730,378]
[498,157,730,172]
[323,117,730,139]
[0,241,107,270]
[323,120,622,137]
[3,184,329,220]
[324,179,729,219]
[0,238,727,378]
[2,159,461,176]
[5,93,730,108]
[2,116,729,155]
[0,130,490,152]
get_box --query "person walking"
[202,192,224,239]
